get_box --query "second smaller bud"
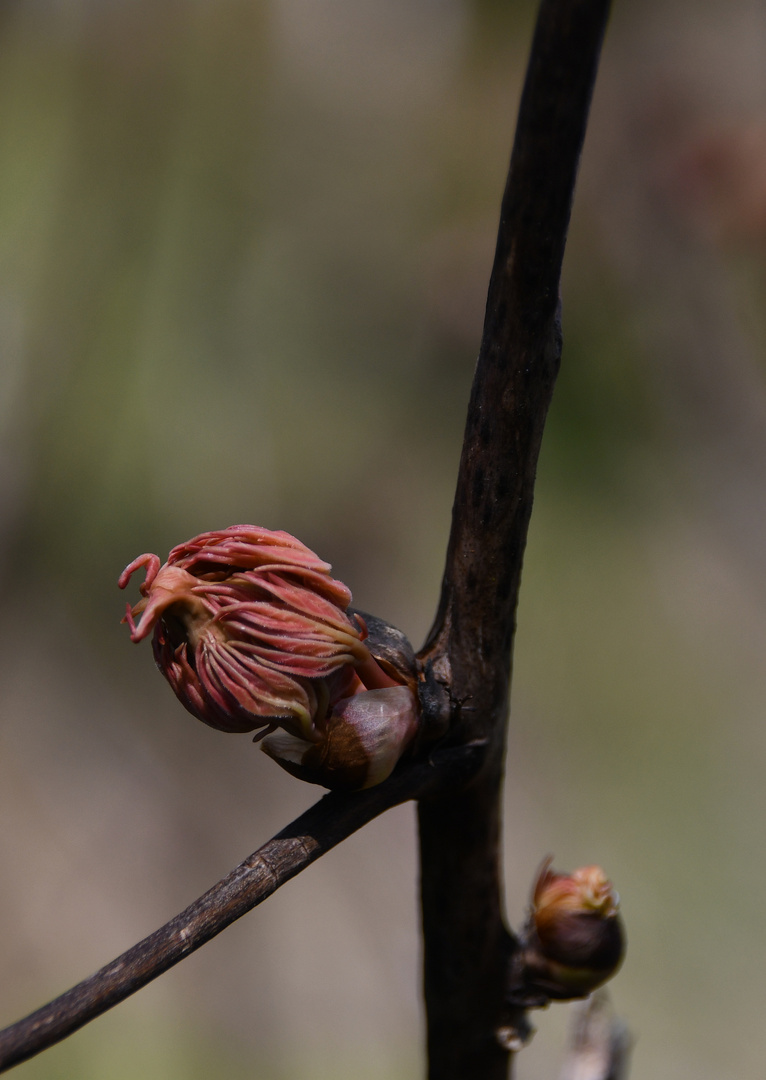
[521,858,625,1001]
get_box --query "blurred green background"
[2,0,766,1076]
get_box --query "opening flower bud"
[119,525,420,788]
[521,858,625,1001]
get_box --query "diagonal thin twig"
[0,743,484,1073]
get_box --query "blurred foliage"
[2,1,766,1078]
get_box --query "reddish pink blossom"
[120,525,419,787]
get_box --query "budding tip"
[521,856,625,1002]
[532,857,619,919]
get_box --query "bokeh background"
[2,0,766,1076]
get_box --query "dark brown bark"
[417,1,611,1076]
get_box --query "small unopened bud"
[521,858,625,1000]
[119,525,420,789]
[261,685,419,790]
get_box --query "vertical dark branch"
[417,2,611,1078]
[422,0,611,729]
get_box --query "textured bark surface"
[417,1,611,1076]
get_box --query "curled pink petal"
[118,553,161,592]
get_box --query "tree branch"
[0,743,484,1074]
[417,1,611,1077]
[0,1,613,1075]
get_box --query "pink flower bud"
[522,858,625,1000]
[120,525,419,788]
